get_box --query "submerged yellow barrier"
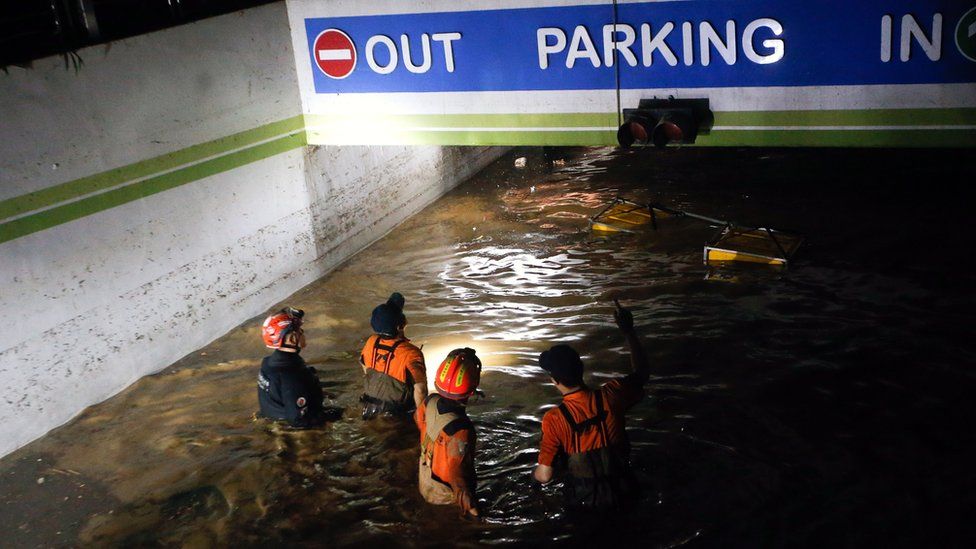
[590,197,803,267]
[589,198,670,233]
[704,227,803,267]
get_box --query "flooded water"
[3,147,976,547]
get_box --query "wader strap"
[421,395,462,474]
[595,391,611,445]
[425,396,462,442]
[558,391,608,454]
[557,403,579,453]
[370,336,403,375]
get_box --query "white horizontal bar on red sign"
[319,49,353,61]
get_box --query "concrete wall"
[0,4,506,457]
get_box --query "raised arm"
[614,299,650,385]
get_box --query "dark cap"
[539,344,584,386]
[370,292,406,337]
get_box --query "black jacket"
[257,350,325,428]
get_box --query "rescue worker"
[416,348,482,517]
[532,300,650,510]
[359,292,427,419]
[256,307,326,428]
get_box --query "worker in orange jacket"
[359,292,427,419]
[416,348,482,517]
[533,300,650,510]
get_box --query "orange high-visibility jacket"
[360,335,426,411]
[416,394,476,512]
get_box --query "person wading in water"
[533,300,650,510]
[359,292,428,420]
[417,348,482,517]
[256,307,327,428]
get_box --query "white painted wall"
[0,4,302,203]
[0,4,506,457]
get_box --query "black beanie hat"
[370,292,406,337]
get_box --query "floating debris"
[590,196,803,268]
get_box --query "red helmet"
[434,348,481,400]
[261,307,305,350]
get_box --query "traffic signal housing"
[617,98,713,148]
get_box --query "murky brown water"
[3,147,976,547]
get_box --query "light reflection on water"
[2,147,975,547]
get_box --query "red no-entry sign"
[313,29,357,79]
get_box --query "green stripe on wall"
[305,108,976,146]
[0,133,306,245]
[697,128,976,147]
[304,112,618,129]
[304,129,617,146]
[2,107,975,245]
[0,116,304,221]
[303,108,976,134]
[714,108,976,127]
[308,127,976,147]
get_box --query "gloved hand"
[613,299,634,334]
